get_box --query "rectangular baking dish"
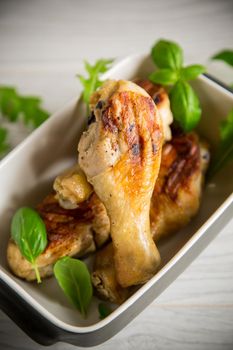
[0,54,232,347]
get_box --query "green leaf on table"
[0,127,10,157]
[54,257,93,317]
[212,50,233,67]
[169,80,201,132]
[151,39,183,70]
[0,86,49,128]
[180,65,206,81]
[11,207,48,283]
[0,87,21,122]
[149,68,178,85]
[208,109,233,178]
[77,58,114,114]
[20,96,49,127]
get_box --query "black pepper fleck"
[132,143,140,155]
[152,143,157,154]
[129,123,135,132]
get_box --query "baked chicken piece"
[53,80,173,211]
[150,131,209,241]
[7,192,109,281]
[78,80,164,287]
[92,132,209,303]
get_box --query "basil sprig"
[11,207,47,283]
[150,39,206,132]
[0,86,49,159]
[54,257,93,317]
[77,59,114,115]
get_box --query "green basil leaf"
[151,39,183,70]
[208,109,233,178]
[212,50,233,67]
[149,69,178,85]
[54,257,93,317]
[77,58,114,114]
[180,65,206,81]
[11,207,47,283]
[169,81,201,132]
[98,303,112,319]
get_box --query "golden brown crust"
[101,91,162,158]
[37,193,94,246]
[135,79,173,142]
[153,133,200,201]
[134,79,167,107]
[100,90,163,205]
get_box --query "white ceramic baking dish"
[0,54,232,346]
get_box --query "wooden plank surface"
[0,0,233,349]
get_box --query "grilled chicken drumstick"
[78,80,164,287]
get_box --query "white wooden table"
[0,1,233,349]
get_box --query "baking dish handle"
[0,278,60,345]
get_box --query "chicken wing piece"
[92,133,209,303]
[78,80,164,287]
[7,192,109,281]
[53,164,93,209]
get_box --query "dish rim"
[0,53,233,334]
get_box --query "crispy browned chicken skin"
[53,80,173,212]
